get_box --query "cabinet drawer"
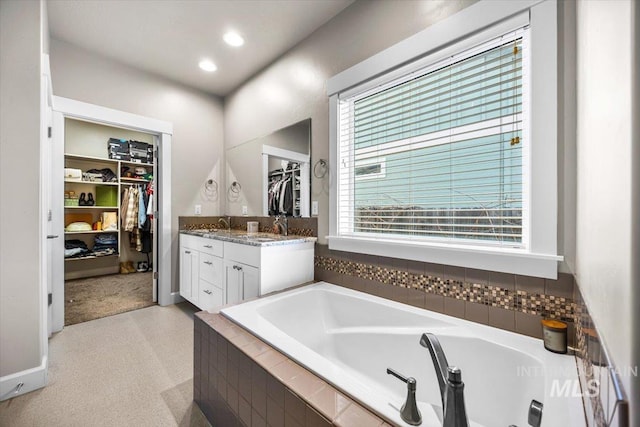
[199,280,224,312]
[199,253,223,286]
[181,234,223,257]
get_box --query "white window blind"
[337,29,528,248]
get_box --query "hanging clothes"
[268,172,295,216]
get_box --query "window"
[337,30,527,247]
[355,157,386,180]
[327,3,561,278]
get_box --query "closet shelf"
[120,177,151,183]
[64,180,119,186]
[64,153,119,164]
[121,159,154,168]
[64,206,118,210]
[65,230,119,235]
[65,253,119,262]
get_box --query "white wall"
[49,39,225,292]
[223,0,477,241]
[0,0,44,378]
[575,0,636,410]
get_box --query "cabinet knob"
[204,261,212,265]
[233,265,243,271]
[185,250,191,254]
[203,289,212,295]
[203,245,213,248]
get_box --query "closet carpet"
[65,271,154,326]
[0,303,210,427]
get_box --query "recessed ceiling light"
[199,59,217,72]
[223,31,244,47]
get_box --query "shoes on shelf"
[78,192,87,206]
[86,192,95,206]
[119,262,129,274]
[137,261,149,272]
[125,261,136,273]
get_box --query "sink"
[250,237,278,242]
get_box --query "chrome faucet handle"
[386,368,422,426]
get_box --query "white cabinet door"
[225,260,259,305]
[240,263,259,300]
[180,246,198,304]
[224,260,243,306]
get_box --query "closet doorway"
[50,97,174,333]
[63,118,156,325]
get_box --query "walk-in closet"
[63,118,157,325]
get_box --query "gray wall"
[49,39,225,292]
[0,0,44,377]
[223,0,477,242]
[575,0,637,416]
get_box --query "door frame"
[51,96,176,333]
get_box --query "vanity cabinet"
[179,234,225,311]
[179,232,314,312]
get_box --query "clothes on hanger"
[121,183,154,253]
[268,172,295,216]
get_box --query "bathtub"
[221,282,585,427]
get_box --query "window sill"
[326,235,562,279]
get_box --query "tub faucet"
[274,215,288,236]
[386,367,422,425]
[218,216,231,231]
[420,333,469,427]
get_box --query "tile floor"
[0,303,209,427]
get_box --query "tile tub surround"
[194,312,391,427]
[180,215,317,237]
[574,285,630,427]
[313,244,576,344]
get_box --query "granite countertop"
[180,229,317,247]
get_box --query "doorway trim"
[51,96,176,333]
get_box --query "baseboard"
[64,266,119,280]
[0,355,48,401]
[159,291,184,307]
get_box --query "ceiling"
[47,0,354,96]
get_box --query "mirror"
[226,119,311,217]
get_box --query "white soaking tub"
[221,282,585,427]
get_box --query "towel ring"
[313,159,328,178]
[227,181,242,201]
[229,181,241,193]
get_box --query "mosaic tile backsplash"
[313,245,575,335]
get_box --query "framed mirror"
[226,119,311,217]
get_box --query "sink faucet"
[419,333,469,427]
[273,215,288,236]
[218,216,231,231]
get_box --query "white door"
[49,112,65,333]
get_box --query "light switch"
[242,205,248,215]
[195,204,202,215]
[312,201,319,216]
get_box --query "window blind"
[337,29,527,247]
